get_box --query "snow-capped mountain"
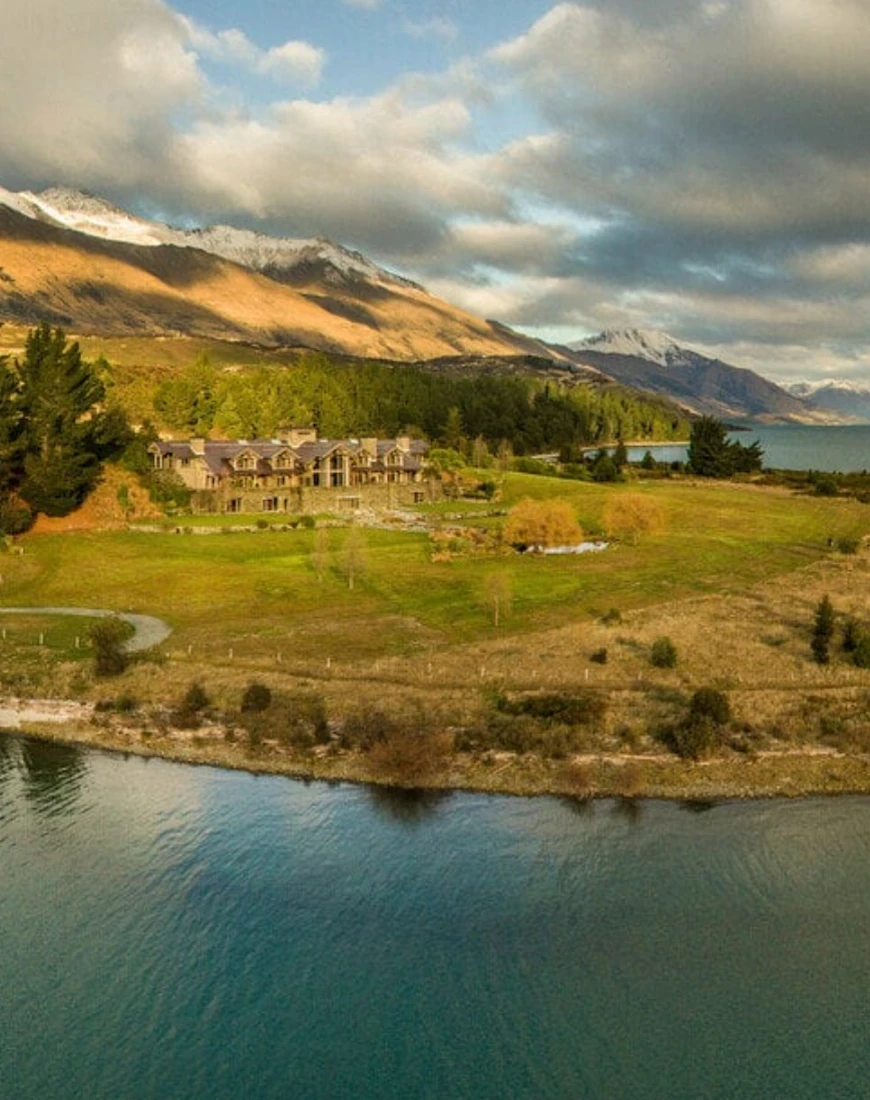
[571,329,688,367]
[0,185,417,290]
[0,183,547,361]
[788,380,870,422]
[568,328,830,422]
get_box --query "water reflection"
[679,799,718,814]
[611,796,644,824]
[0,734,13,779]
[17,739,86,815]
[557,795,595,818]
[366,785,452,825]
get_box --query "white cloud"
[180,17,325,86]
[259,41,325,86]
[341,0,384,8]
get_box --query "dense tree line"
[0,325,130,531]
[152,353,689,454]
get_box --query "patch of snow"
[0,183,418,290]
[570,328,685,366]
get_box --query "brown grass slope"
[0,206,523,361]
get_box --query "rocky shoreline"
[5,698,870,802]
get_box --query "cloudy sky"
[1,0,868,382]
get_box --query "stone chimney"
[360,437,378,457]
[396,435,411,453]
[279,427,318,447]
[190,438,206,456]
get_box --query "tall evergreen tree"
[17,325,128,516]
[0,358,23,493]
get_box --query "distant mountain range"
[565,329,836,423]
[0,186,856,424]
[787,380,870,423]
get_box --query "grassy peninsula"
[3,469,870,800]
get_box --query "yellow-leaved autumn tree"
[603,493,666,544]
[503,498,582,549]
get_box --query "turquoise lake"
[3,736,870,1099]
[626,422,870,472]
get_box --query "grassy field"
[3,471,870,798]
[1,472,866,669]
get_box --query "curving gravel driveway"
[0,607,172,652]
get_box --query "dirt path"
[0,607,172,652]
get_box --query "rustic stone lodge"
[149,428,439,514]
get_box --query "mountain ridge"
[568,328,833,423]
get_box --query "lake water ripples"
[2,737,870,1099]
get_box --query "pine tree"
[811,594,836,665]
[17,325,128,516]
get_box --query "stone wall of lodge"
[189,479,442,516]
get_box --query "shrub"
[811,595,835,664]
[600,607,622,625]
[813,476,839,497]
[667,715,724,760]
[172,681,210,728]
[89,617,129,678]
[853,635,870,669]
[688,687,731,726]
[842,617,862,653]
[0,493,34,535]
[299,514,316,529]
[590,647,608,665]
[256,518,269,529]
[241,681,272,713]
[340,706,397,750]
[496,690,608,727]
[366,727,454,785]
[837,535,860,554]
[650,637,678,668]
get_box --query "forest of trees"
[0,325,130,531]
[152,353,689,455]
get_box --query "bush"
[650,637,678,668]
[590,647,608,665]
[843,617,862,653]
[813,476,839,497]
[172,681,210,728]
[299,514,316,529]
[853,635,870,669]
[340,706,396,750]
[241,681,272,713]
[837,536,860,554]
[811,595,835,665]
[667,715,724,760]
[366,727,454,785]
[688,687,731,726]
[0,493,34,535]
[241,692,329,749]
[496,690,608,727]
[89,617,129,678]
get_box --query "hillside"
[0,193,538,362]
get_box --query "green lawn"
[2,474,867,669]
